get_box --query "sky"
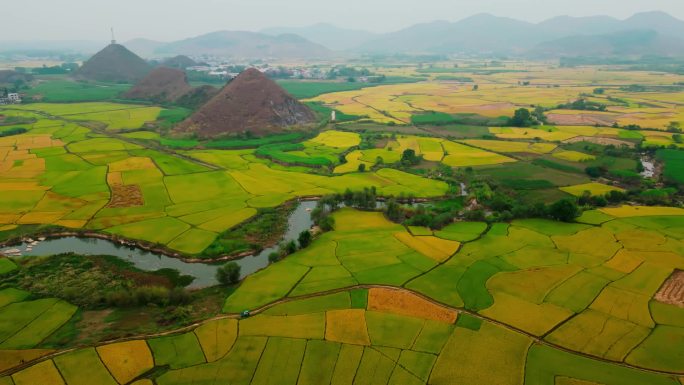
[4,0,684,42]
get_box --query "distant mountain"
[358,14,541,54]
[529,30,684,58]
[176,68,316,138]
[162,55,198,69]
[354,20,450,53]
[175,85,219,110]
[261,23,376,51]
[536,15,623,37]
[74,43,151,83]
[123,66,218,109]
[123,67,192,103]
[124,38,166,58]
[154,31,331,60]
[354,11,684,57]
[625,11,684,38]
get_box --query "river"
[0,201,317,289]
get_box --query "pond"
[0,201,317,289]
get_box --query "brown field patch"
[17,211,66,224]
[107,172,123,186]
[655,270,684,307]
[368,288,457,323]
[563,136,635,148]
[108,184,143,208]
[0,214,20,224]
[55,219,88,228]
[0,349,55,372]
[547,113,616,126]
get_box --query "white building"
[7,93,20,103]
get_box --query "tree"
[358,163,366,172]
[674,133,683,144]
[384,198,404,223]
[533,106,547,124]
[319,215,335,231]
[472,84,479,91]
[509,108,535,127]
[298,230,312,249]
[585,166,604,178]
[285,240,297,255]
[548,199,580,222]
[401,149,421,166]
[343,188,354,206]
[667,121,682,133]
[216,262,241,285]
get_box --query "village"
[0,91,20,105]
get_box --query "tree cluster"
[508,108,540,127]
[557,98,607,112]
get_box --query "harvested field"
[0,349,54,372]
[547,112,617,126]
[367,288,457,323]
[107,184,143,208]
[654,270,684,307]
[563,136,635,148]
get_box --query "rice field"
[460,139,557,154]
[560,182,625,197]
[4,64,684,384]
[0,107,448,255]
[9,278,683,384]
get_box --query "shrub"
[548,199,580,222]
[298,230,312,249]
[268,252,280,264]
[216,262,241,285]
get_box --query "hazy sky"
[6,0,684,42]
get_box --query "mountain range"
[4,11,684,59]
[355,11,684,56]
[261,23,377,51]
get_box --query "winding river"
[0,201,317,289]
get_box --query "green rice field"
[3,62,684,385]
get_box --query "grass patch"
[25,80,131,102]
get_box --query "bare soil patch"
[563,136,635,148]
[655,270,684,307]
[547,113,616,126]
[368,287,458,323]
[108,184,143,208]
[73,309,114,344]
